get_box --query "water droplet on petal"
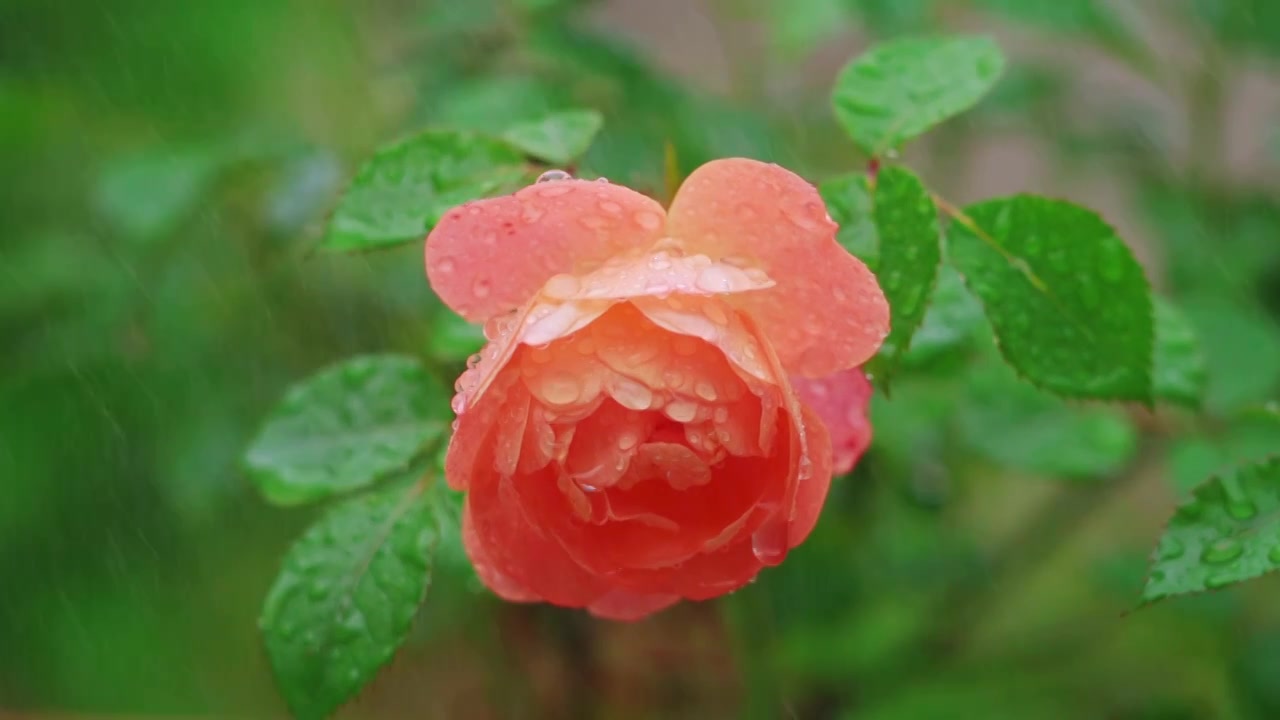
[540,373,581,405]
[543,274,581,299]
[579,215,607,229]
[611,378,654,410]
[536,169,572,183]
[665,400,698,422]
[521,204,545,223]
[694,382,717,401]
[750,521,787,566]
[595,177,610,183]
[599,200,622,215]
[436,258,456,274]
[618,432,638,451]
[1201,538,1243,564]
[472,278,491,298]
[713,407,729,423]
[695,266,734,293]
[633,210,662,231]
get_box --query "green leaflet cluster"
[240,34,1270,720]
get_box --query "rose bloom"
[425,158,888,620]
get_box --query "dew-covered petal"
[610,538,765,601]
[462,500,539,602]
[667,158,890,377]
[561,244,775,301]
[791,368,873,475]
[587,589,680,622]
[425,180,667,322]
[445,370,523,490]
[786,404,835,548]
[467,461,607,606]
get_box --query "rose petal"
[426,180,667,322]
[462,500,538,602]
[587,589,680,622]
[786,404,835,548]
[791,368,873,476]
[467,460,607,606]
[667,158,890,377]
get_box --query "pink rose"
[426,158,888,620]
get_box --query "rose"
[425,158,888,620]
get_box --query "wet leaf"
[832,36,1005,155]
[502,109,604,165]
[819,172,878,266]
[1153,297,1207,408]
[1144,458,1280,603]
[322,129,527,252]
[245,355,449,505]
[260,483,436,720]
[870,166,941,376]
[947,195,1154,402]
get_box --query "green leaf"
[245,355,449,505]
[958,359,1137,479]
[1153,297,1207,408]
[260,482,436,720]
[322,129,527,252]
[819,172,878,266]
[832,36,1005,155]
[869,166,941,375]
[946,195,1154,402]
[1143,458,1280,603]
[902,266,986,364]
[502,109,604,165]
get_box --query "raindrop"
[713,407,729,423]
[704,303,729,325]
[1205,573,1235,590]
[521,204,545,223]
[465,353,481,370]
[750,522,787,566]
[695,266,735,293]
[543,274,581,299]
[665,400,697,422]
[648,253,672,270]
[595,177,610,183]
[612,378,654,410]
[540,373,581,405]
[1200,538,1243,564]
[618,432,638,451]
[579,215,607,229]
[473,278,492,298]
[1159,537,1185,560]
[694,382,718,401]
[633,210,662,231]
[536,169,573,183]
[451,394,467,414]
[481,231,497,246]
[436,258,457,274]
[599,200,623,215]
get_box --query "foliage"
[5,1,1280,718]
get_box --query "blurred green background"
[4,0,1280,717]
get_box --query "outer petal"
[667,158,890,377]
[786,405,835,548]
[425,180,667,322]
[790,368,874,475]
[467,461,608,606]
[587,589,679,622]
[462,500,538,602]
